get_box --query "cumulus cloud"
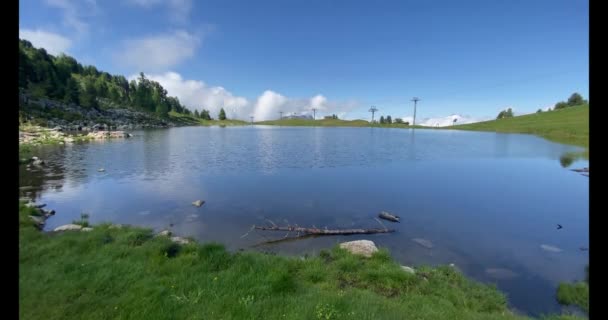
[117,30,202,72]
[129,72,358,121]
[130,72,249,118]
[253,91,288,121]
[309,95,328,111]
[19,29,72,55]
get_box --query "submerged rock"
[540,244,563,253]
[42,209,55,217]
[54,224,83,232]
[339,240,378,258]
[412,238,434,249]
[29,215,45,229]
[185,214,199,222]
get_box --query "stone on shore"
[339,240,378,258]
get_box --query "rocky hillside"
[19,91,175,131]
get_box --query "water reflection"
[19,126,588,317]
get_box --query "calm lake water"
[19,126,589,316]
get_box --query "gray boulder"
[339,240,378,258]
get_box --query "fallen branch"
[251,234,319,247]
[254,225,394,235]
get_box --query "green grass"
[556,265,588,314]
[557,282,589,314]
[21,201,581,320]
[450,105,589,149]
[168,111,248,126]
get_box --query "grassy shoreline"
[19,202,584,319]
[27,105,589,152]
[448,105,589,149]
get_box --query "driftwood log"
[254,225,395,235]
[378,211,400,223]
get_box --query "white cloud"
[130,72,249,118]
[44,0,96,34]
[128,72,358,121]
[128,0,193,22]
[117,30,202,71]
[251,92,358,121]
[253,91,288,121]
[309,95,328,111]
[19,29,72,55]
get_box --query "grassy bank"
[450,105,589,149]
[168,111,248,126]
[556,266,589,314]
[19,203,581,320]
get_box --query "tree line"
[497,92,587,119]
[377,115,408,125]
[19,38,194,118]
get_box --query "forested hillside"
[19,38,194,123]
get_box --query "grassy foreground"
[556,266,589,314]
[450,105,589,149]
[19,202,581,320]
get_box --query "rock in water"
[54,224,83,232]
[378,211,400,222]
[192,200,205,207]
[485,268,519,279]
[412,238,434,249]
[540,244,563,253]
[186,214,199,222]
[29,216,45,229]
[339,240,378,258]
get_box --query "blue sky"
[19,0,588,123]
